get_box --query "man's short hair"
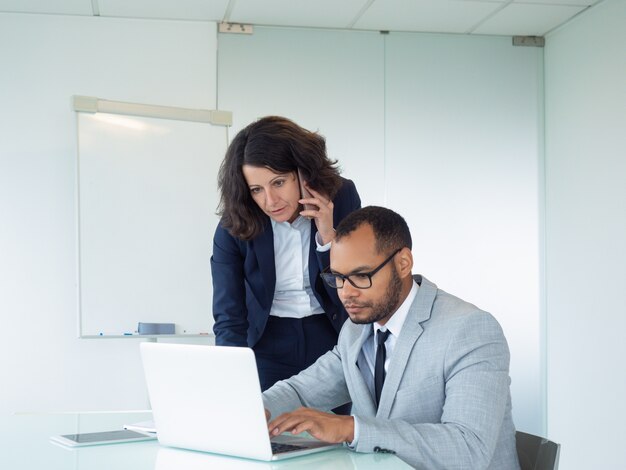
[335,206,412,254]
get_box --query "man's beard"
[348,266,403,325]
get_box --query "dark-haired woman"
[211,116,361,394]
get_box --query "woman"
[211,116,361,391]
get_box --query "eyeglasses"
[321,248,402,289]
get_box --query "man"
[263,206,520,469]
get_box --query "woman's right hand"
[299,185,335,245]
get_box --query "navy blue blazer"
[211,178,361,348]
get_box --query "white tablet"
[50,429,156,447]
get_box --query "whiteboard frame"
[72,96,232,126]
[73,96,231,339]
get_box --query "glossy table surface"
[1,411,411,470]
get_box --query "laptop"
[139,342,341,461]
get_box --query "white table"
[1,411,411,469]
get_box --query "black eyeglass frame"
[321,248,403,289]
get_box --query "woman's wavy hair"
[217,116,342,240]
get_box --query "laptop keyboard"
[271,442,307,454]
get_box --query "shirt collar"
[271,215,307,230]
[373,280,419,339]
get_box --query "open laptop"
[139,342,340,461]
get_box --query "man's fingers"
[284,419,318,437]
[270,416,300,435]
[268,409,315,435]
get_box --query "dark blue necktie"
[374,328,391,408]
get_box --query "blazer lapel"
[346,326,377,416]
[252,222,276,309]
[307,218,322,290]
[377,276,437,418]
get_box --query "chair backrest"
[516,431,561,470]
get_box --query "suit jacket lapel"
[377,276,437,418]
[307,218,322,292]
[346,325,378,416]
[252,222,276,309]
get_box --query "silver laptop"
[140,342,340,461]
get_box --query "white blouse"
[269,216,327,318]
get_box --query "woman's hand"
[299,185,335,245]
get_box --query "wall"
[0,13,217,413]
[1,13,544,437]
[218,26,544,434]
[217,27,386,206]
[544,0,626,467]
[384,33,544,437]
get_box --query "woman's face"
[242,165,301,223]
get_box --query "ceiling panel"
[473,3,587,36]
[98,0,229,21]
[355,0,503,34]
[0,0,92,15]
[0,0,604,36]
[452,0,597,4]
[450,0,507,3]
[228,0,368,29]
[513,0,598,5]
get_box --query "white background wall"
[1,14,543,435]
[217,27,387,207]
[4,4,623,464]
[218,27,543,435]
[0,13,217,413]
[383,33,543,437]
[545,0,626,468]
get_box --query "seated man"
[263,206,520,469]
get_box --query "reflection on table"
[1,411,411,470]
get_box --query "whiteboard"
[77,112,227,337]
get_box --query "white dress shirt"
[351,280,419,446]
[269,216,327,318]
[360,281,418,400]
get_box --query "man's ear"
[396,247,413,278]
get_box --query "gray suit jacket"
[263,275,520,469]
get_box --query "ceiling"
[0,0,602,37]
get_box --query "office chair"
[516,431,561,470]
